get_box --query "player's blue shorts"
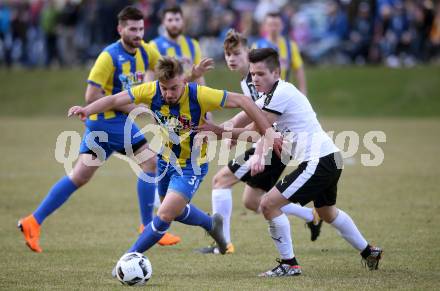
[157,158,209,201]
[79,112,146,160]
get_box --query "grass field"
[0,66,439,290]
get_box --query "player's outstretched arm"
[196,118,257,142]
[224,92,282,155]
[249,139,266,176]
[68,91,132,120]
[224,92,271,134]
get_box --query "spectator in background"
[409,0,434,62]
[306,0,349,64]
[254,0,286,24]
[380,1,414,67]
[292,14,311,51]
[0,1,12,67]
[11,0,30,66]
[253,12,307,94]
[41,0,60,67]
[428,2,440,60]
[181,0,203,37]
[1,0,439,68]
[58,0,79,66]
[346,1,374,64]
[27,0,44,67]
[238,10,257,38]
[75,0,97,65]
[136,0,161,41]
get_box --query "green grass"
[0,117,439,290]
[0,67,439,289]
[0,65,439,117]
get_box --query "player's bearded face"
[159,75,186,105]
[163,13,184,38]
[119,20,144,48]
[249,62,280,93]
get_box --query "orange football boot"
[158,232,181,246]
[138,224,181,246]
[17,215,42,253]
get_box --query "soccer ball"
[115,252,152,286]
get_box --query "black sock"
[360,244,372,259]
[281,257,299,266]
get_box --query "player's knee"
[243,197,259,212]
[156,210,175,223]
[212,171,232,189]
[140,159,156,173]
[212,172,223,188]
[259,197,273,219]
[316,206,338,223]
[69,171,92,187]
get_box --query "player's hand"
[195,118,223,137]
[191,58,215,79]
[264,127,283,157]
[68,106,87,121]
[225,138,237,149]
[249,152,265,176]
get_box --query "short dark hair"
[248,48,280,72]
[118,6,144,25]
[156,56,184,82]
[223,29,248,52]
[265,12,282,19]
[161,6,183,19]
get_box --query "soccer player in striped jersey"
[150,6,208,85]
[68,57,282,270]
[253,12,307,94]
[196,29,322,256]
[17,6,184,253]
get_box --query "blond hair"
[223,29,248,53]
[155,57,184,82]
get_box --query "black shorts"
[228,147,286,192]
[276,152,343,208]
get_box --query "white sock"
[153,188,161,209]
[330,209,368,251]
[268,214,294,260]
[212,188,232,244]
[280,204,314,222]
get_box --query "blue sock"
[137,173,156,226]
[175,204,213,231]
[33,176,78,225]
[128,216,170,253]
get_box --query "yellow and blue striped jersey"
[253,37,303,81]
[149,35,201,74]
[129,81,226,167]
[87,40,161,120]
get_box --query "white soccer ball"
[115,252,152,286]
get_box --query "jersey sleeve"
[192,39,202,65]
[128,81,157,106]
[260,84,288,115]
[87,51,114,88]
[148,40,159,53]
[290,41,303,71]
[144,42,161,71]
[197,85,227,112]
